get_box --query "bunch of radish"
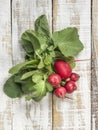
[47,60,80,98]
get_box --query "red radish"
[54,86,66,98]
[64,81,77,93]
[54,61,72,79]
[70,73,80,82]
[47,73,61,86]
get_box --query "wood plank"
[52,0,91,129]
[0,0,12,130]
[92,0,98,129]
[12,0,52,130]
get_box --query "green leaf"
[64,56,74,62]
[35,32,48,51]
[22,30,49,55]
[38,59,44,69]
[9,60,38,74]
[25,95,32,101]
[22,41,34,53]
[47,45,54,51]
[45,82,53,92]
[33,80,47,101]
[23,30,41,52]
[21,77,35,94]
[52,27,84,57]
[32,72,43,83]
[64,56,76,69]
[70,62,76,69]
[23,65,37,70]
[25,53,34,60]
[21,71,36,80]
[28,80,47,101]
[49,51,55,58]
[32,95,44,102]
[45,65,53,72]
[54,50,65,60]
[35,15,51,38]
[14,73,24,84]
[3,75,23,98]
[44,53,53,65]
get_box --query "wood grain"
[0,1,12,130]
[52,0,91,130]
[92,0,98,129]
[12,0,52,130]
[0,0,95,129]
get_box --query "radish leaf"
[3,75,23,98]
[52,27,84,57]
[35,15,51,38]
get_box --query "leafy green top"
[3,15,84,102]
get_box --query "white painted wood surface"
[53,0,91,130]
[0,1,12,130]
[0,0,93,130]
[92,0,98,129]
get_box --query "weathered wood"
[12,0,52,130]
[92,0,98,129]
[0,1,12,130]
[53,0,91,129]
[0,0,95,129]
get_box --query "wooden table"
[0,0,97,130]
